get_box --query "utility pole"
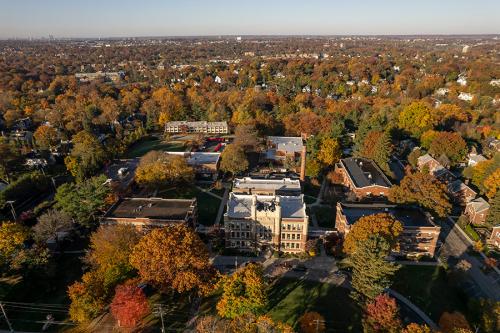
[156,304,165,333]
[0,302,14,332]
[6,201,16,220]
[313,319,325,333]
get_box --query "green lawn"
[158,185,221,226]
[266,278,362,332]
[391,265,468,322]
[125,137,187,158]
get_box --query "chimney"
[300,145,307,181]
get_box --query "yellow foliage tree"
[317,137,341,167]
[343,213,403,255]
[135,151,194,189]
[483,169,500,199]
[0,222,30,265]
[33,124,59,149]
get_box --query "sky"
[0,0,499,39]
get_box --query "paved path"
[195,185,223,200]
[308,177,328,208]
[388,289,439,330]
[439,217,500,300]
[214,186,230,225]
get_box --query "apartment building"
[335,202,441,258]
[335,158,392,199]
[164,121,229,134]
[224,193,308,254]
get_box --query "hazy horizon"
[1,0,499,39]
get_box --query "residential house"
[468,153,487,167]
[458,92,473,101]
[335,203,441,258]
[335,158,392,199]
[265,136,306,177]
[487,225,500,249]
[447,179,477,205]
[102,197,197,230]
[465,197,490,225]
[224,193,308,254]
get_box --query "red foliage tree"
[110,284,150,329]
[364,294,402,333]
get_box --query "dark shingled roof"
[341,158,392,188]
[104,197,195,220]
[339,203,434,227]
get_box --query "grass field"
[125,137,187,158]
[391,265,468,322]
[266,278,362,332]
[311,205,336,228]
[158,185,221,225]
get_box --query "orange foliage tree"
[389,172,451,217]
[298,311,326,333]
[343,213,403,255]
[364,294,402,333]
[130,225,216,295]
[438,311,471,333]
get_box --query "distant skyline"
[1,0,499,39]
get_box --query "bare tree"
[33,209,73,247]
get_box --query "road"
[438,218,500,300]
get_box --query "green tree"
[55,175,111,227]
[216,263,268,319]
[486,192,499,227]
[0,138,19,183]
[65,130,107,181]
[358,130,393,176]
[389,172,451,218]
[220,144,249,175]
[350,235,400,303]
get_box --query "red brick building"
[335,202,441,258]
[465,197,490,225]
[335,158,392,199]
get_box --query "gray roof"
[165,152,220,165]
[267,136,304,153]
[467,197,490,212]
[226,193,306,219]
[339,203,435,228]
[341,158,392,188]
[447,179,475,195]
[104,197,196,220]
[233,177,301,194]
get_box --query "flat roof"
[104,197,195,220]
[267,136,304,153]
[165,152,220,165]
[339,203,434,228]
[341,158,392,188]
[226,193,306,219]
[233,177,301,192]
[165,121,228,127]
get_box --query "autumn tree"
[363,294,402,333]
[389,172,451,217]
[110,284,150,329]
[0,222,30,267]
[234,124,261,151]
[438,311,471,333]
[463,155,500,197]
[350,235,400,303]
[135,151,194,189]
[0,138,19,183]
[55,174,111,227]
[402,323,432,333]
[343,213,403,255]
[33,124,59,150]
[130,225,215,295]
[151,87,185,126]
[68,271,107,323]
[85,225,141,291]
[220,144,249,175]
[483,168,499,199]
[427,132,468,166]
[486,192,499,227]
[299,311,326,333]
[216,263,267,319]
[358,130,393,176]
[398,102,436,138]
[467,298,500,333]
[33,209,73,246]
[65,130,106,180]
[317,137,342,167]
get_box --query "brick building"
[488,226,500,249]
[465,197,490,225]
[224,193,308,254]
[335,158,392,199]
[102,197,197,230]
[164,121,228,134]
[335,202,441,258]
